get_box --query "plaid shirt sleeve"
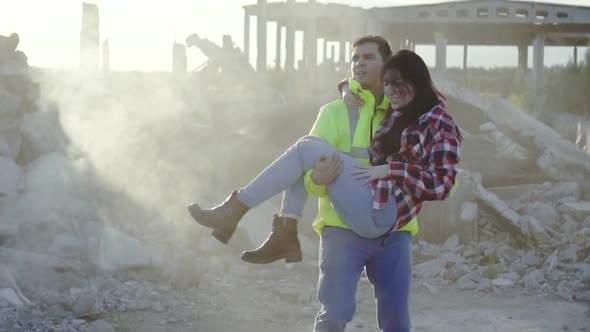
[387,114,462,201]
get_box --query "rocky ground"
[0,256,588,332]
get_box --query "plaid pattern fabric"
[368,100,462,229]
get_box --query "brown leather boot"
[241,215,302,264]
[187,191,249,244]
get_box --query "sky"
[0,0,588,71]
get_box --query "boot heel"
[211,230,230,244]
[285,251,302,263]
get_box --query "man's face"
[351,42,383,90]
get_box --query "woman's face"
[383,68,415,110]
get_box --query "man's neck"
[370,86,384,106]
[359,82,384,105]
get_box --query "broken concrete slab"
[19,109,69,160]
[97,226,152,272]
[485,129,529,161]
[558,215,579,234]
[0,127,22,158]
[473,177,550,245]
[0,288,24,306]
[437,79,590,192]
[48,234,83,259]
[85,319,115,332]
[0,50,28,76]
[522,202,561,228]
[460,202,479,227]
[0,33,19,58]
[417,170,479,243]
[491,278,515,287]
[0,247,82,273]
[0,87,22,117]
[487,182,581,205]
[68,288,98,318]
[522,269,546,290]
[557,202,590,221]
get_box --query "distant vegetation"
[444,49,590,116]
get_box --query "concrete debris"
[48,234,83,259]
[68,288,98,318]
[472,177,548,244]
[484,128,529,160]
[459,202,479,226]
[0,288,24,306]
[0,247,81,273]
[0,87,22,117]
[97,227,152,272]
[557,202,590,221]
[0,157,22,195]
[0,50,28,76]
[19,109,70,160]
[0,33,19,58]
[442,234,460,252]
[0,127,22,158]
[86,319,115,332]
[522,202,561,228]
[522,269,546,290]
[491,278,515,287]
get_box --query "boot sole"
[241,251,302,264]
[188,205,233,244]
[211,230,231,244]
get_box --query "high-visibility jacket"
[304,78,420,237]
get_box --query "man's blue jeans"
[314,227,412,332]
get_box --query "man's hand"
[311,154,342,185]
[351,164,389,185]
[342,83,364,108]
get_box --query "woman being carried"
[188,49,462,260]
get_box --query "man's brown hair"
[351,35,393,61]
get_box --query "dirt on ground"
[104,259,590,332]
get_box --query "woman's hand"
[342,84,364,109]
[351,164,389,185]
[312,154,342,185]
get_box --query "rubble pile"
[0,34,199,331]
[409,78,590,301]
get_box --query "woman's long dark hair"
[376,50,444,159]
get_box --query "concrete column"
[243,13,250,61]
[463,45,468,69]
[574,46,578,67]
[276,23,282,68]
[339,40,346,64]
[518,43,528,73]
[304,18,317,68]
[172,42,186,74]
[285,18,295,71]
[102,39,110,72]
[434,32,447,75]
[256,0,267,72]
[365,18,383,36]
[331,45,337,61]
[346,41,351,63]
[533,34,545,115]
[80,3,100,70]
[389,36,402,52]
